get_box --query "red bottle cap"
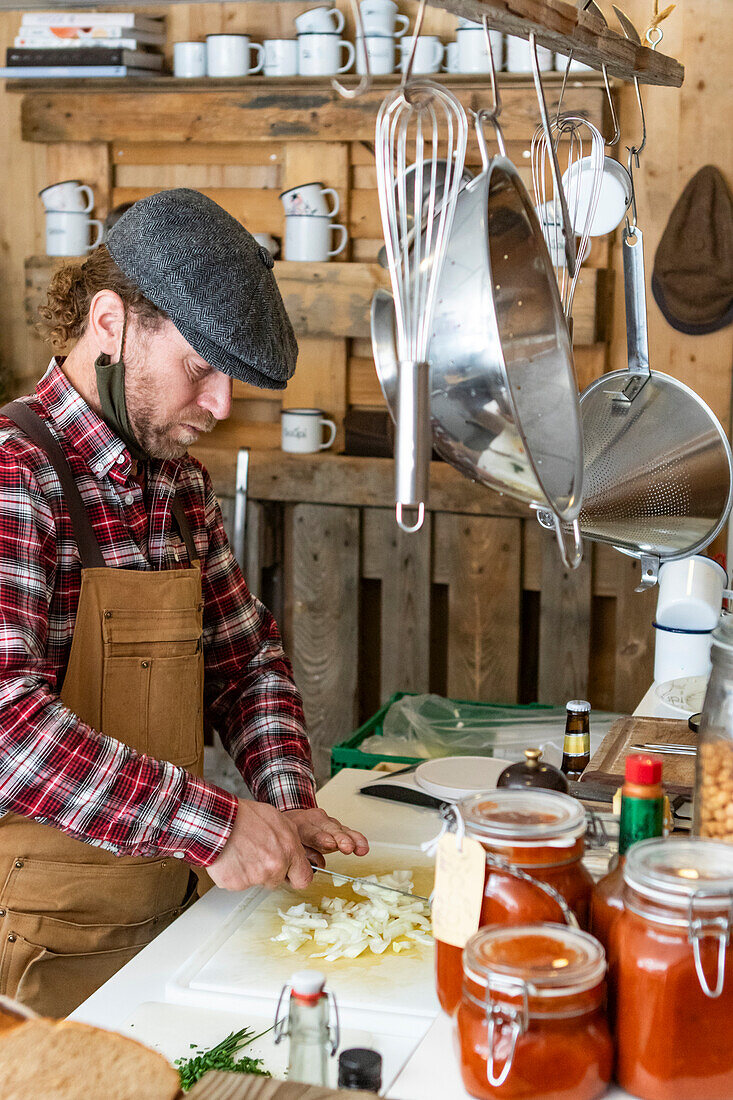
[625,753,662,785]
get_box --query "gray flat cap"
[107,188,297,388]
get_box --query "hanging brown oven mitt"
[651,165,733,335]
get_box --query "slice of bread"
[0,1018,180,1099]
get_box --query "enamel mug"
[280,182,340,218]
[284,214,348,261]
[46,210,104,256]
[263,38,298,77]
[455,26,503,72]
[398,35,444,74]
[359,0,410,38]
[282,408,337,453]
[39,180,94,213]
[294,6,345,34]
[505,35,553,72]
[297,32,354,76]
[356,34,395,75]
[206,34,265,77]
[173,41,206,78]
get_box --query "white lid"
[291,970,326,996]
[566,699,591,713]
[459,788,587,842]
[414,755,511,801]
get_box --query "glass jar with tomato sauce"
[436,790,594,1015]
[457,923,612,1099]
[615,837,733,1100]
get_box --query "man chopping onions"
[0,189,368,1017]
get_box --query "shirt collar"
[36,358,130,481]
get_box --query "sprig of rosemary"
[175,1025,273,1092]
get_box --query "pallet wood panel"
[285,502,360,783]
[434,513,522,701]
[537,532,592,703]
[112,142,285,167]
[362,508,432,697]
[19,80,606,146]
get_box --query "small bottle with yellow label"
[561,700,591,782]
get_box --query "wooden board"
[537,528,592,703]
[19,80,607,145]
[585,715,696,793]
[189,1073,375,1099]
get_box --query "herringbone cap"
[107,188,297,388]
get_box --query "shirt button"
[173,851,185,859]
[116,454,125,465]
[124,493,134,505]
[94,462,104,474]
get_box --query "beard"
[124,344,216,461]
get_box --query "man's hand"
[208,799,313,892]
[283,808,370,868]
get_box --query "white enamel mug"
[173,41,206,78]
[653,621,714,683]
[284,214,348,261]
[359,0,410,38]
[294,6,345,34]
[442,40,459,72]
[45,211,103,256]
[206,35,265,77]
[455,26,503,72]
[298,33,354,76]
[562,156,633,237]
[505,35,553,72]
[656,556,728,631]
[356,34,395,75]
[554,52,593,73]
[263,39,298,77]
[280,182,340,218]
[39,180,94,214]
[281,408,337,453]
[398,35,444,74]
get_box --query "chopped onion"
[271,871,432,961]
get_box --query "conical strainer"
[540,226,733,588]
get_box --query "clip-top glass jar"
[694,616,733,841]
[436,790,594,1015]
[457,923,612,1100]
[615,838,733,1099]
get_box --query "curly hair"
[37,244,168,351]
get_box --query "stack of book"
[1,11,166,79]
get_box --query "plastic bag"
[376,694,620,764]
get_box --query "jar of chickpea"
[693,616,733,842]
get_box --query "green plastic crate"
[330,692,557,776]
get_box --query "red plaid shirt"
[0,361,316,867]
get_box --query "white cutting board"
[167,844,437,1036]
[121,1001,422,1092]
[317,768,442,849]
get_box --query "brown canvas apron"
[0,402,205,1017]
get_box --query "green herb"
[175,1025,273,1092]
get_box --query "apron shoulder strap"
[170,492,200,565]
[0,401,106,569]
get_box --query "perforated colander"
[540,226,732,588]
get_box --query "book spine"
[0,66,146,78]
[15,38,156,51]
[15,28,165,45]
[7,48,162,70]
[21,13,164,32]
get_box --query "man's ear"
[87,290,126,359]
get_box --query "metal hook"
[400,0,427,96]
[558,3,620,145]
[481,14,501,121]
[332,0,371,99]
[530,32,576,277]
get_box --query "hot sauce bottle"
[591,753,664,957]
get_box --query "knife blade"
[309,863,429,903]
[358,782,447,811]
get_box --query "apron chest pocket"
[102,607,203,766]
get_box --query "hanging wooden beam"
[434,1,683,86]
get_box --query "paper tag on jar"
[431,833,485,948]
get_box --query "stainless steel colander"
[540,226,733,588]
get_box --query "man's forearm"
[0,675,238,865]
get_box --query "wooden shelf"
[436,1,683,86]
[14,74,609,145]
[25,256,602,346]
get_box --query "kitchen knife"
[631,742,697,755]
[358,782,447,810]
[309,863,429,903]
